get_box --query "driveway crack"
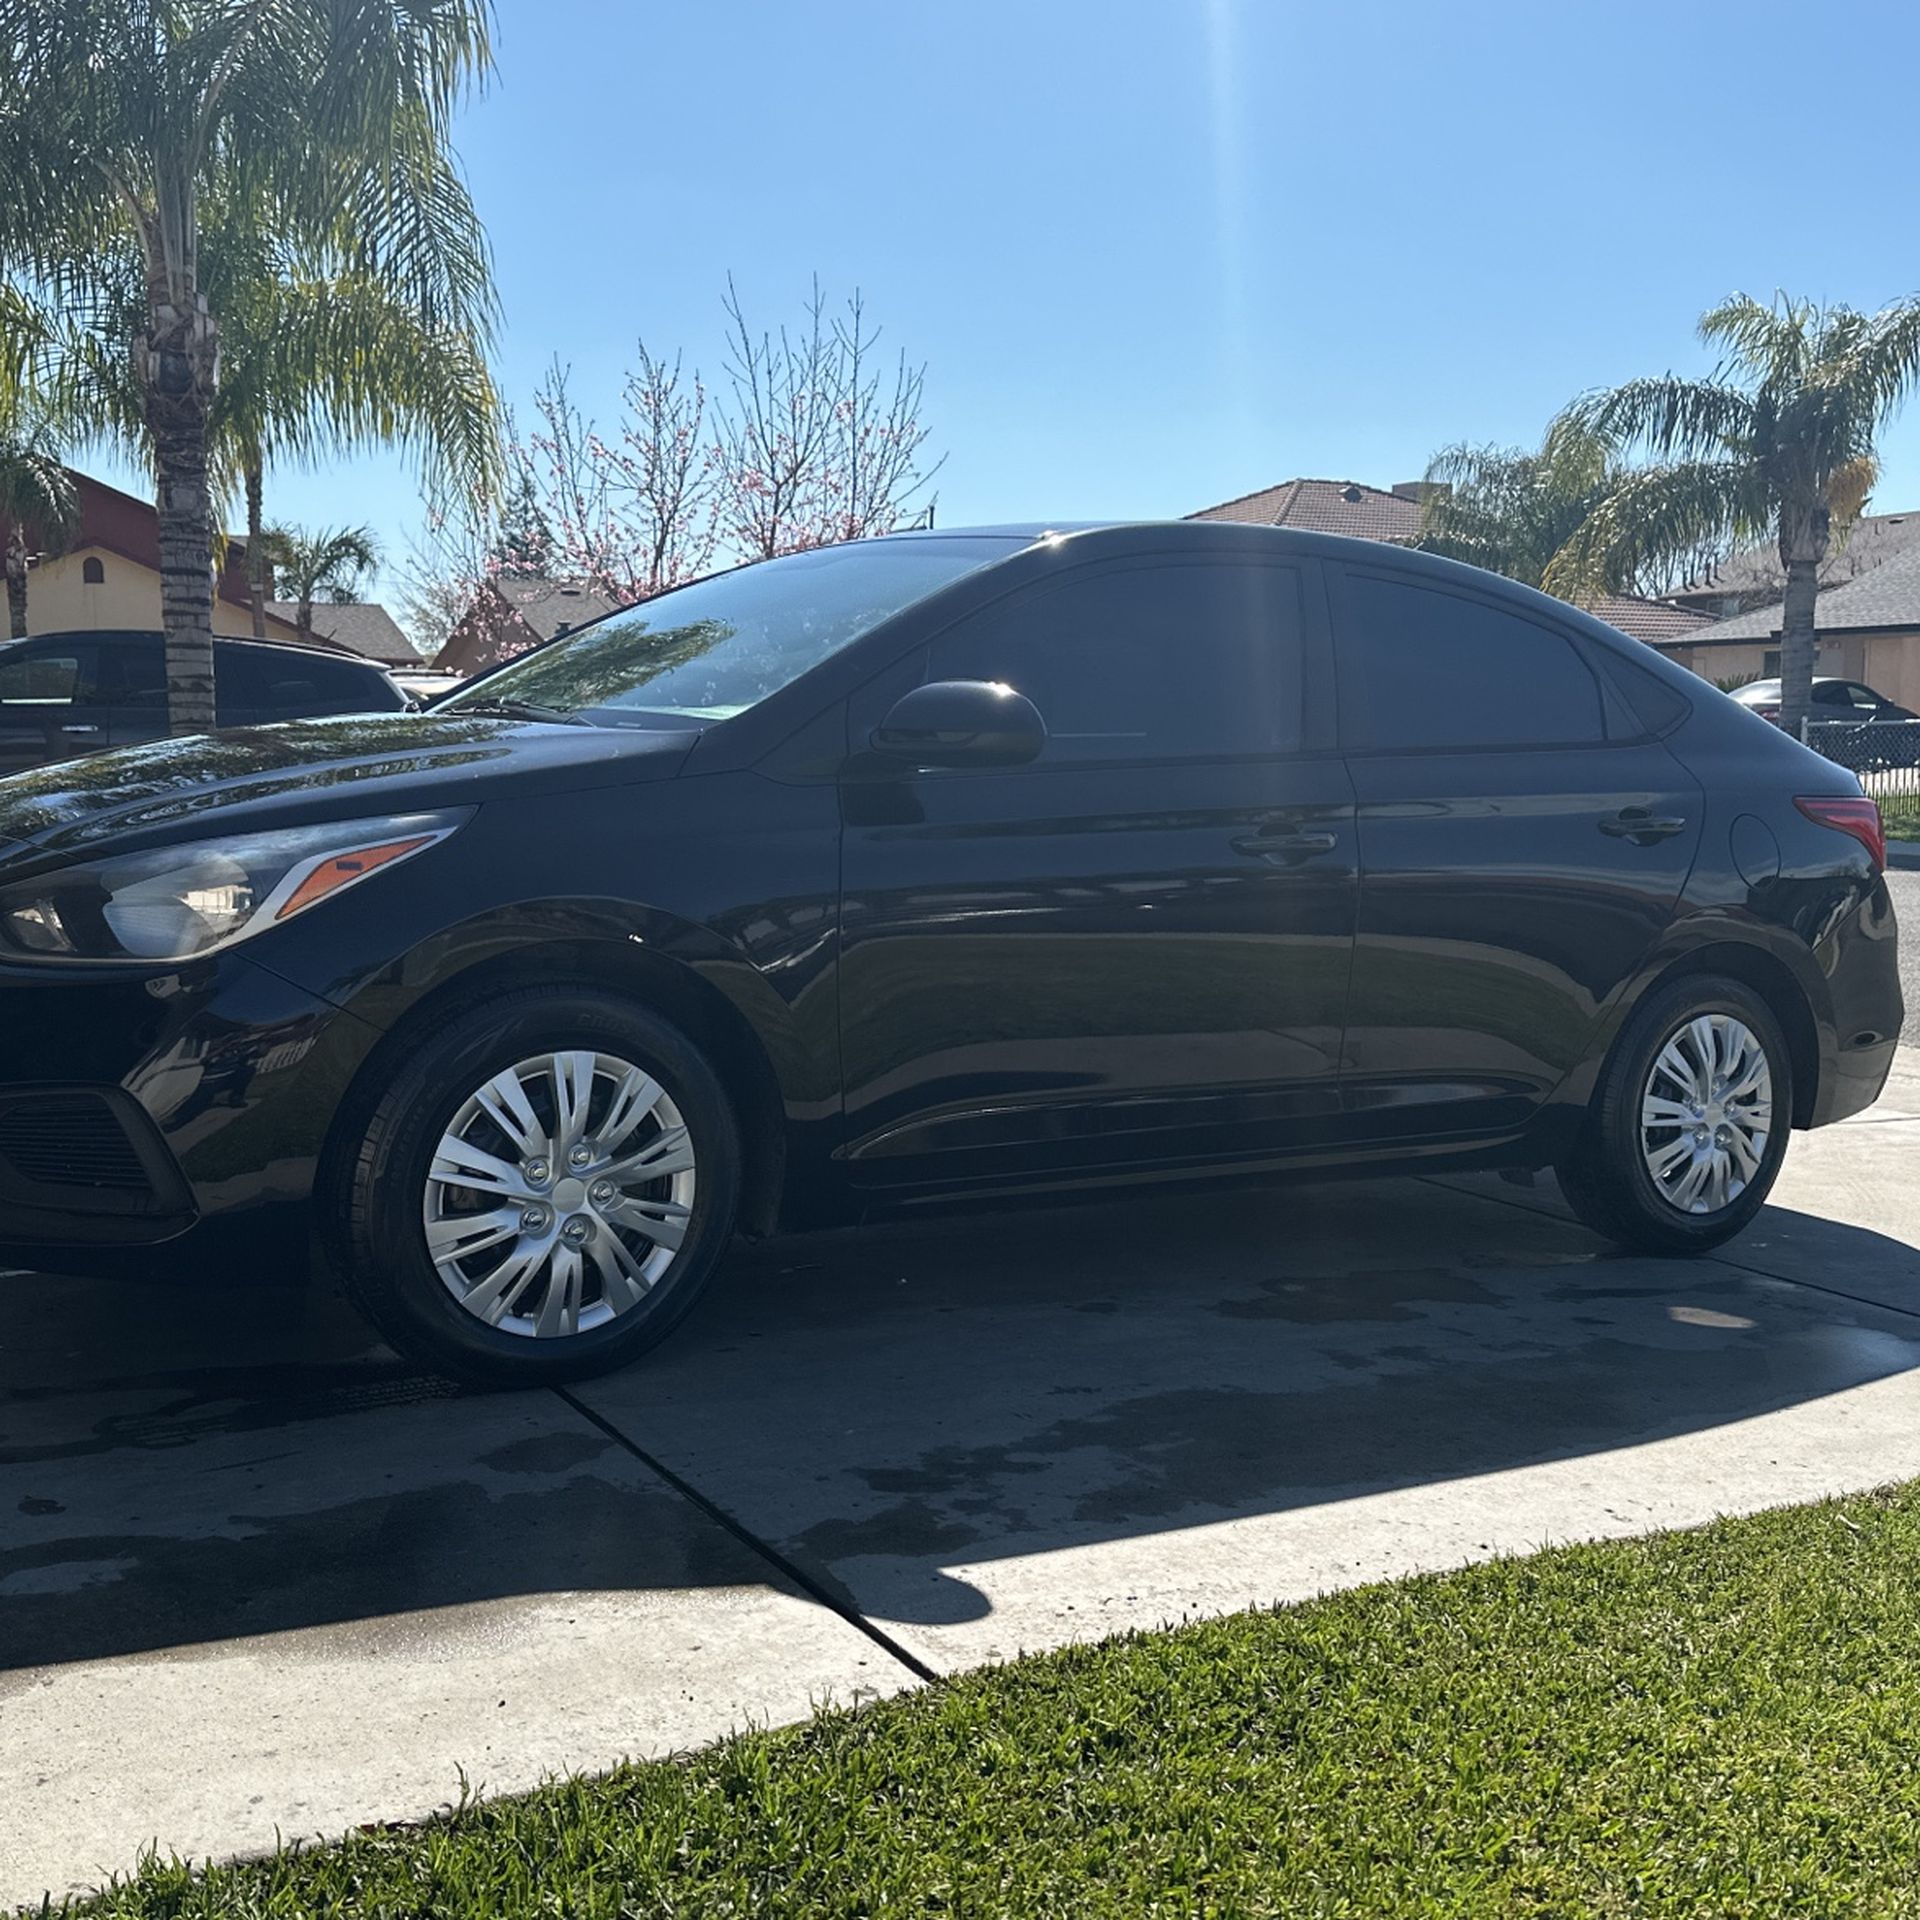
[553,1386,942,1686]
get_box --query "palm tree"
[263,523,380,643]
[0,422,77,639]
[1548,293,1920,737]
[0,0,496,733]
[23,193,500,643]
[201,204,499,638]
[1415,424,1632,594]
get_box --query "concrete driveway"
[6,1048,1920,1908]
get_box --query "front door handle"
[1232,828,1339,862]
[59,723,102,736]
[1599,807,1687,845]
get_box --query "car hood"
[0,712,697,870]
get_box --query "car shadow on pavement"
[5,1174,1920,1671]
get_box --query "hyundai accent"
[0,524,1900,1383]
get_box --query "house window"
[1763,649,1781,676]
[81,556,105,585]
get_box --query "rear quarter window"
[1336,570,1606,752]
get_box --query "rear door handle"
[1599,808,1687,844]
[59,724,102,737]
[1232,828,1339,861]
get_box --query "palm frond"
[1845,299,1920,426]
[269,520,381,603]
[0,422,78,542]
[1543,460,1763,600]
[1699,292,1815,392]
[1825,452,1879,530]
[1564,376,1756,461]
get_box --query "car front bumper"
[0,951,379,1277]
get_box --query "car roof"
[0,629,395,671]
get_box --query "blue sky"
[104,0,1920,598]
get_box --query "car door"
[836,552,1357,1193]
[1328,562,1702,1143]
[0,640,102,773]
[90,634,171,750]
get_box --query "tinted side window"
[1338,572,1605,751]
[217,649,391,723]
[0,649,87,707]
[95,639,167,712]
[294,658,387,714]
[921,561,1306,763]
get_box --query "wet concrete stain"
[740,1303,1920,1623]
[1209,1267,1503,1323]
[0,1364,462,1468]
[794,1501,984,1563]
[0,1471,767,1673]
[478,1431,613,1475]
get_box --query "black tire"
[329,986,741,1386]
[1555,974,1793,1256]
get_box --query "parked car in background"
[1731,677,1920,769]
[392,667,469,708]
[1732,676,1918,724]
[0,525,1899,1386]
[0,630,408,775]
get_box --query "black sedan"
[0,524,1901,1384]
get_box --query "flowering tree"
[400,280,942,659]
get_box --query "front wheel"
[330,987,741,1385]
[1556,975,1792,1256]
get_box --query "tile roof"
[269,600,418,666]
[1578,593,1717,644]
[1682,540,1920,643]
[1669,508,1920,608]
[1190,478,1424,542]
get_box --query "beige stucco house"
[5,471,301,641]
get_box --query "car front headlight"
[0,812,468,963]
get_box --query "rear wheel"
[1556,975,1791,1255]
[331,987,740,1385]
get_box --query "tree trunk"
[297,593,313,643]
[136,295,220,736]
[1774,497,1830,741]
[246,461,267,638]
[3,528,28,640]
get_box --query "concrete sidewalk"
[5,1051,1920,1907]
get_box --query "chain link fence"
[1804,720,1920,840]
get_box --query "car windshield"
[442,537,1029,726]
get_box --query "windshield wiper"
[450,697,591,727]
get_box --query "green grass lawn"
[72,1485,1920,1918]
[1882,795,1920,841]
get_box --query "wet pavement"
[5,1049,1920,1906]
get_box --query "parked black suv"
[0,629,408,774]
[0,525,1900,1385]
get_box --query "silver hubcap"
[424,1050,696,1339]
[1639,1013,1773,1216]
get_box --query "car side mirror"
[870,680,1047,768]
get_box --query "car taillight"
[1758,705,1782,723]
[1795,794,1886,871]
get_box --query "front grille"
[0,1092,154,1195]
